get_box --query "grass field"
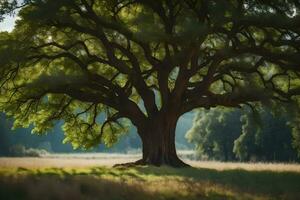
[0,154,300,200]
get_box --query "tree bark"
[135,111,189,167]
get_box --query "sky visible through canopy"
[0,14,16,32]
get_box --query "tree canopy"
[1,0,300,166]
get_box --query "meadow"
[0,154,300,200]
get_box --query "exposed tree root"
[113,158,191,168]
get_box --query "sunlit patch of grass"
[188,161,300,172]
[0,166,300,200]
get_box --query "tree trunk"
[136,112,189,168]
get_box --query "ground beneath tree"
[0,152,300,172]
[0,160,300,200]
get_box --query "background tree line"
[186,106,300,162]
[2,106,300,163]
[0,113,142,155]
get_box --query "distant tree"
[186,108,241,161]
[289,115,300,157]
[1,0,300,167]
[233,109,298,162]
[0,113,10,155]
[187,107,299,162]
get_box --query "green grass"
[0,166,300,200]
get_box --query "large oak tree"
[1,0,300,167]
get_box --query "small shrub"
[9,144,49,157]
[9,145,26,157]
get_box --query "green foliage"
[0,0,18,21]
[288,113,300,157]
[1,0,300,156]
[233,109,262,161]
[234,108,298,161]
[0,0,136,150]
[187,106,299,162]
[0,112,142,154]
[186,108,242,161]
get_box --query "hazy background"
[0,112,194,154]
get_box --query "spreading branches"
[1,0,300,149]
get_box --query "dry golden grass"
[0,156,137,168]
[188,160,300,172]
[1,153,300,173]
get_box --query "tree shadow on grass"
[133,166,300,199]
[0,167,235,200]
[2,166,299,199]
[0,175,153,200]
